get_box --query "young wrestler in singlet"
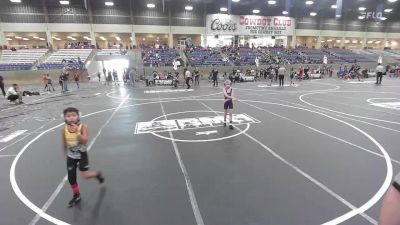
[223,80,234,130]
[62,107,104,207]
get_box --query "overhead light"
[115,36,121,41]
[71,38,77,41]
[380,17,387,20]
[10,0,22,3]
[52,36,57,39]
[15,36,22,39]
[22,38,29,41]
[85,37,91,40]
[327,39,332,42]
[282,11,288,15]
[6,38,12,41]
[321,40,325,43]
[59,0,69,5]
[83,36,89,39]
[384,8,393,12]
[39,38,45,41]
[67,36,72,39]
[352,40,358,44]
[220,7,228,12]
[367,40,373,44]
[268,0,276,5]
[358,16,365,19]
[305,1,314,5]
[33,36,40,39]
[376,41,381,44]
[185,5,193,11]
[358,7,366,11]
[100,36,106,41]
[105,1,114,6]
[388,0,398,2]
[253,9,260,14]
[147,3,155,8]
[336,40,341,43]
[345,40,350,43]
[335,15,341,18]
[232,0,240,2]
[310,12,317,16]
[331,5,337,9]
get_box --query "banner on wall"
[206,14,295,36]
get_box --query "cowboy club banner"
[206,14,295,36]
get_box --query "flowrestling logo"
[360,11,384,20]
[210,18,237,31]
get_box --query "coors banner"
[206,14,295,36]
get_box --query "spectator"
[194,67,200,86]
[376,63,385,84]
[61,67,69,92]
[6,84,23,104]
[59,74,64,92]
[46,74,56,92]
[0,74,6,97]
[42,74,49,91]
[212,68,219,87]
[184,68,192,89]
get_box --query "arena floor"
[1,77,400,225]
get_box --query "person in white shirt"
[278,65,287,87]
[185,68,192,89]
[376,63,385,84]
[6,83,23,104]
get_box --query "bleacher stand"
[265,47,305,64]
[294,48,337,64]
[0,49,48,71]
[97,48,127,56]
[142,48,180,67]
[186,47,226,67]
[323,48,374,63]
[37,49,92,70]
[223,47,268,66]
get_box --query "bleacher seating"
[0,49,48,71]
[323,48,374,63]
[142,48,180,67]
[223,47,268,66]
[295,48,333,64]
[37,49,92,70]
[97,48,127,56]
[362,49,400,63]
[186,48,227,67]
[265,47,305,64]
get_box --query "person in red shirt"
[42,74,49,91]
[299,64,303,81]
